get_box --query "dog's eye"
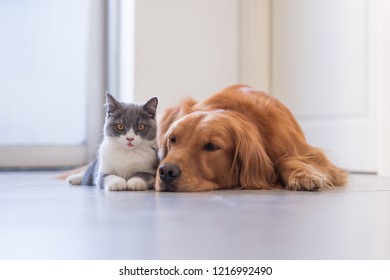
[169,136,176,143]
[204,142,219,151]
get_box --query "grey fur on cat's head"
[104,92,158,141]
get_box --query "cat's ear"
[143,97,158,118]
[105,92,121,116]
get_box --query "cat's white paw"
[105,176,127,191]
[67,173,83,185]
[127,177,147,191]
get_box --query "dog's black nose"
[159,163,181,184]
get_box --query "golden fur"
[156,85,347,192]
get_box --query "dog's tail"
[56,165,88,180]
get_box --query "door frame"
[372,0,390,176]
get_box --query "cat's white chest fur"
[99,136,157,179]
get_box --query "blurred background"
[0,0,389,175]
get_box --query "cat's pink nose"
[126,137,134,142]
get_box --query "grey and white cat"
[67,92,159,191]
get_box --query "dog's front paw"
[105,176,127,191]
[285,168,331,191]
[127,177,147,191]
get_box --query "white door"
[0,0,106,168]
[271,0,378,173]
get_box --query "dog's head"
[156,110,276,192]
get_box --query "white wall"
[134,0,240,111]
[239,0,271,92]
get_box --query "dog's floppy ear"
[158,132,169,160]
[158,98,196,139]
[157,98,197,159]
[231,120,276,189]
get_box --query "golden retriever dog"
[156,84,347,192]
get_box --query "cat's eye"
[137,124,145,131]
[116,124,125,131]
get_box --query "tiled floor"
[0,171,389,260]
